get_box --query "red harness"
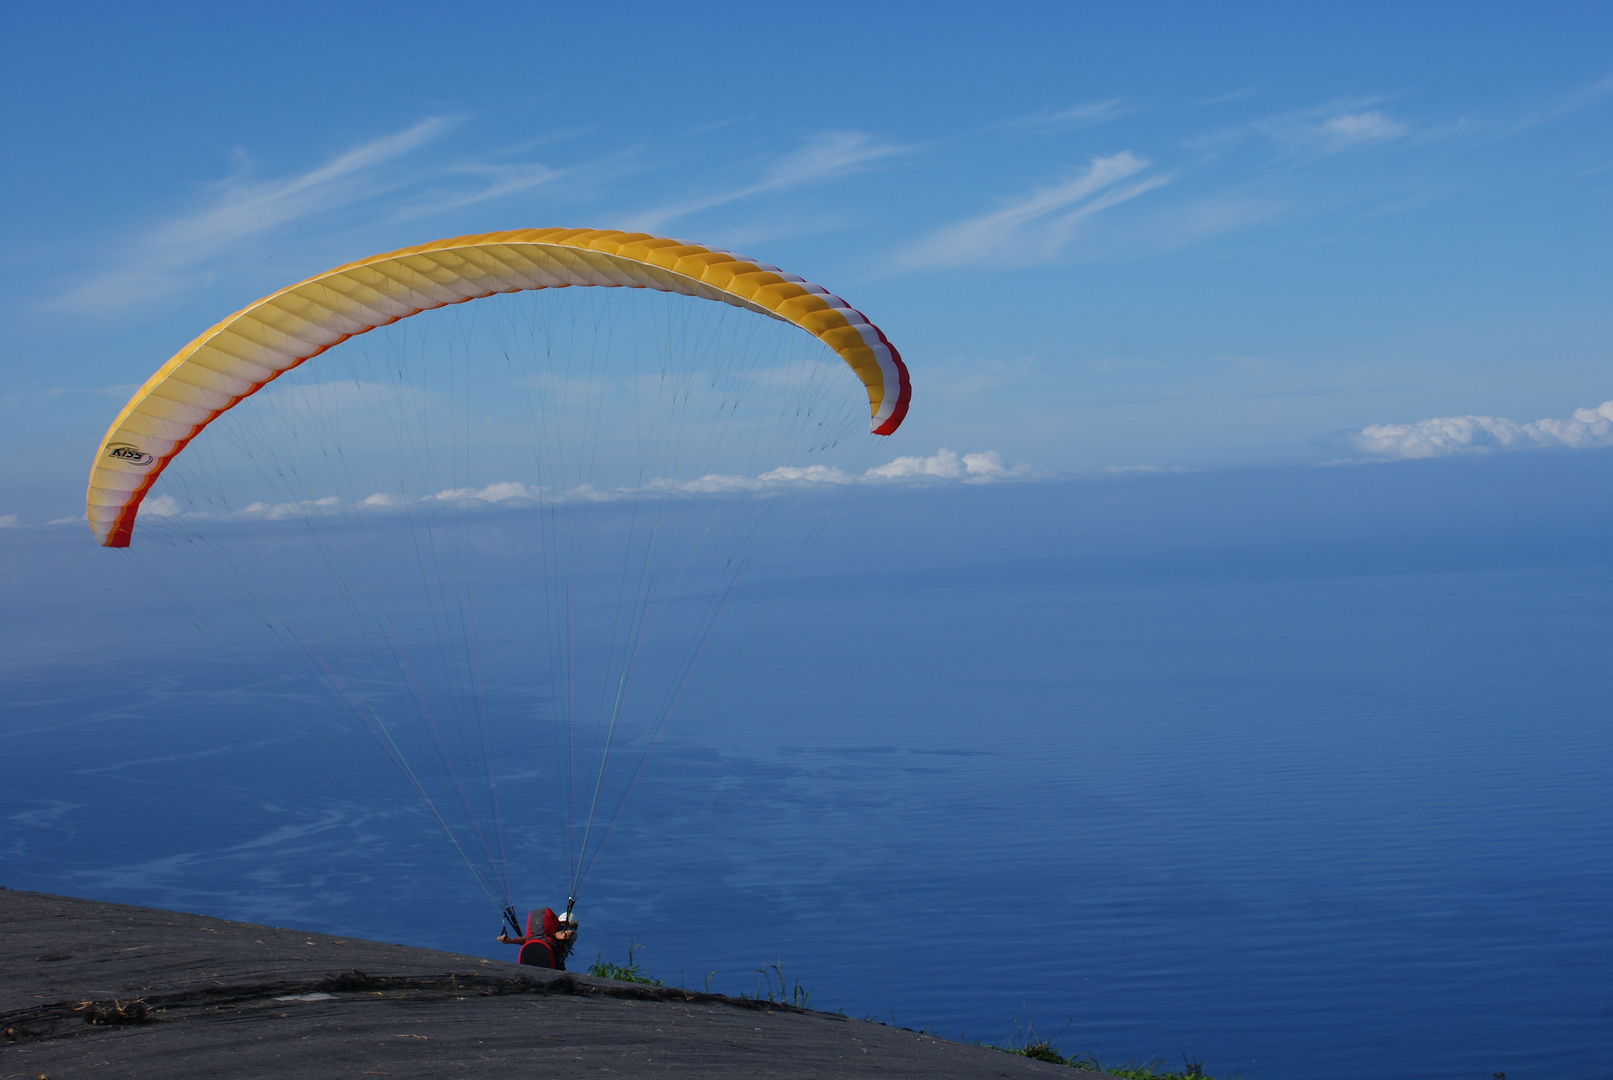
[517,938,560,967]
[515,908,567,970]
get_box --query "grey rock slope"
[1,889,1090,1079]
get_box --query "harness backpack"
[516,908,568,971]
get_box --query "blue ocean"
[4,451,1610,1080]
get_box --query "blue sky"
[1,1,1609,523]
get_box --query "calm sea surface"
[4,456,1610,1080]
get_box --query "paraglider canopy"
[85,228,910,548]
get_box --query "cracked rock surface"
[1,889,1089,1079]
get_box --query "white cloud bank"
[421,449,1039,503]
[143,449,1041,524]
[1341,399,1613,459]
[864,448,1036,481]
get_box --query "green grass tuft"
[982,1020,1225,1079]
[744,958,813,1008]
[585,942,664,986]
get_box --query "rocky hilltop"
[1,889,1094,1079]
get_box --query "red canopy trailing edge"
[85,229,911,547]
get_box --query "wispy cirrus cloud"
[894,152,1169,270]
[2,383,139,407]
[898,93,1432,273]
[49,118,590,315]
[624,131,915,232]
[390,161,566,219]
[1189,99,1411,160]
[1309,110,1408,149]
[158,119,456,247]
[53,119,459,313]
[1489,72,1613,141]
[1005,98,1138,131]
[1193,86,1259,107]
[1280,109,1407,155]
[1337,398,1613,459]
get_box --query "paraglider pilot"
[499,907,577,970]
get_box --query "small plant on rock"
[585,942,664,986]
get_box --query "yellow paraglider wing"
[85,228,911,547]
